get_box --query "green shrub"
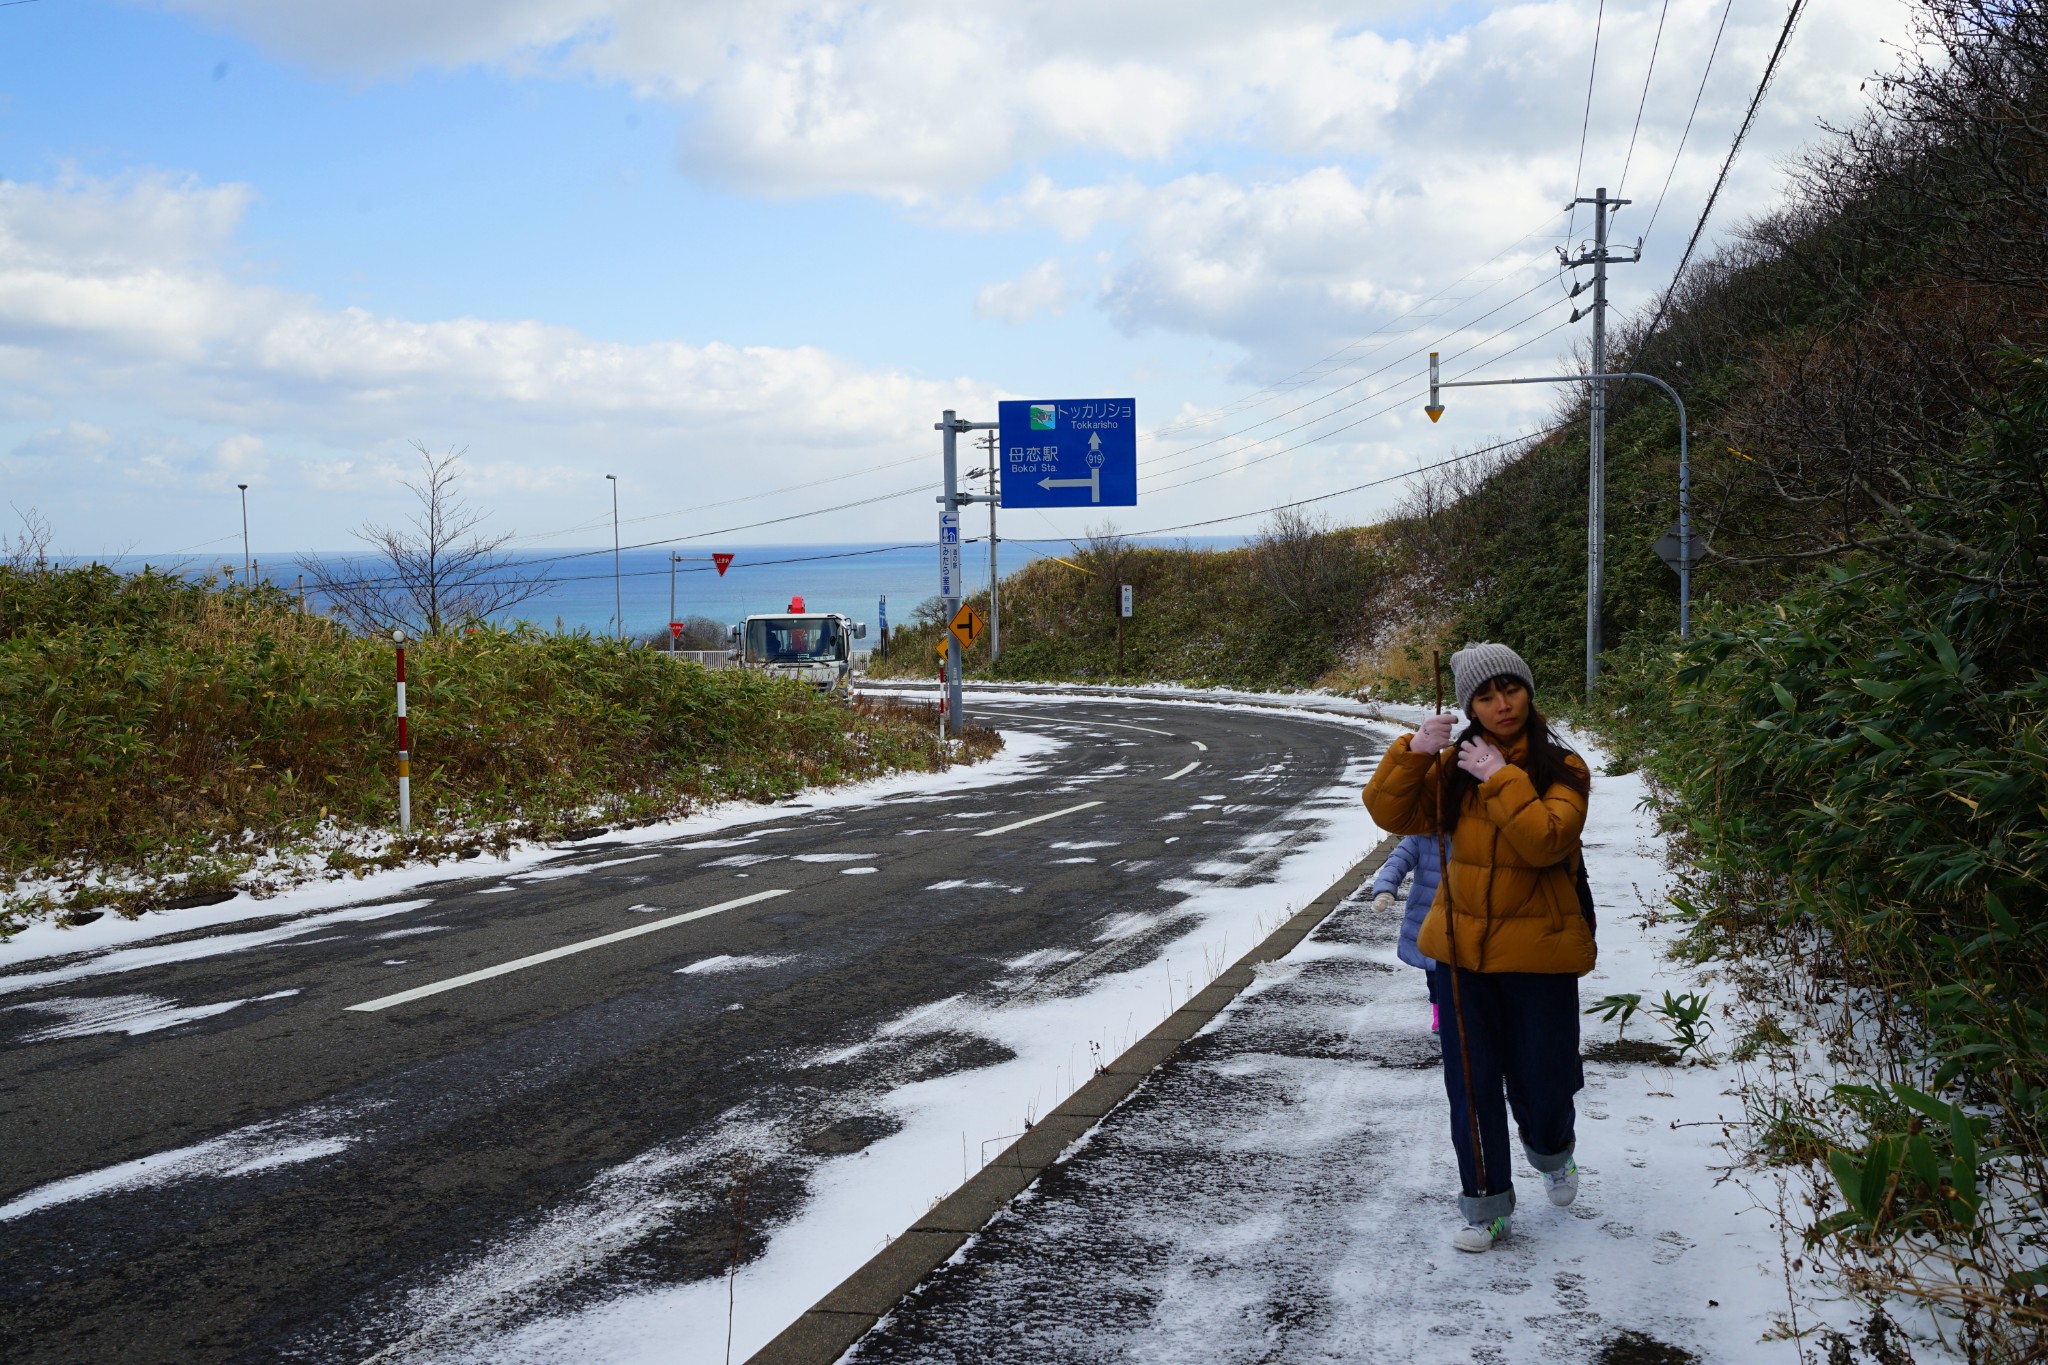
[0,570,969,928]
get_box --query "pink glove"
[1457,736,1506,782]
[1411,713,1455,755]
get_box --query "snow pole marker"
[1434,649,1487,1196]
[394,627,411,841]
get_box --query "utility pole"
[935,410,999,735]
[979,431,1001,663]
[1564,187,1638,696]
[605,474,622,640]
[237,483,250,582]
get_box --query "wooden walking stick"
[1434,649,1488,1196]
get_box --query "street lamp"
[605,474,621,639]
[237,483,250,582]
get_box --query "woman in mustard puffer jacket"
[1362,641,1592,1254]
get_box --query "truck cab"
[733,598,867,695]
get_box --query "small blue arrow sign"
[998,399,1137,508]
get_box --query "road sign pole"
[1432,367,1689,643]
[668,552,678,659]
[982,432,1001,665]
[941,410,964,736]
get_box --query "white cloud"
[975,260,1072,325]
[0,172,994,543]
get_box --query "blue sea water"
[88,536,1247,638]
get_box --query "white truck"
[731,599,867,695]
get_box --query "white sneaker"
[1452,1214,1510,1252]
[1543,1158,1579,1207]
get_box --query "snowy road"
[0,697,1385,1363]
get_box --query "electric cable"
[1145,295,1572,490]
[1641,0,1737,245]
[1148,208,1570,441]
[1633,0,1809,370]
[1147,314,1574,497]
[1565,0,1609,246]
[1616,0,1673,197]
[1141,271,1560,472]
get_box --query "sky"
[0,0,1919,561]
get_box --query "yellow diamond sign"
[949,603,986,651]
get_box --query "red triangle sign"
[712,552,734,576]
[669,621,684,639]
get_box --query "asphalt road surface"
[0,697,1380,1363]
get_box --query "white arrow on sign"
[1040,434,1107,502]
[1038,466,1101,501]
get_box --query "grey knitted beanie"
[1449,642,1535,713]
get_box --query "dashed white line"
[1163,762,1201,781]
[344,890,791,1013]
[972,801,1105,838]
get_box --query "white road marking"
[974,710,1176,737]
[1163,762,1201,781]
[344,890,790,1013]
[972,801,1104,838]
[1192,741,1209,751]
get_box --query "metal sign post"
[392,628,411,841]
[1427,365,1691,650]
[935,410,1001,735]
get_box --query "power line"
[1003,423,1573,544]
[1616,0,1673,197]
[1141,271,1560,473]
[1640,0,1737,245]
[1564,0,1609,246]
[1634,0,1810,364]
[1147,314,1575,496]
[1146,208,1570,442]
[503,452,931,547]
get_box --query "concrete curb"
[746,834,1399,1365]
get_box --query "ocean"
[87,536,1249,639]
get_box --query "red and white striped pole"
[393,627,411,840]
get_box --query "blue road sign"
[998,399,1137,508]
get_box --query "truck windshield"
[746,618,843,663]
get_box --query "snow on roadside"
[0,733,1065,974]
[352,713,1392,1364]
[836,732,1814,1363]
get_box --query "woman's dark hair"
[1436,675,1591,830]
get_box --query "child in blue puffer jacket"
[1370,832,1444,1030]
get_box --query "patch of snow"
[840,867,879,876]
[373,925,451,940]
[675,955,793,976]
[0,899,435,997]
[0,1114,354,1222]
[790,853,876,863]
[508,855,660,882]
[9,988,300,1042]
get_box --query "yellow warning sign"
[949,603,986,651]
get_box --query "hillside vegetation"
[0,565,983,934]
[869,515,1390,690]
